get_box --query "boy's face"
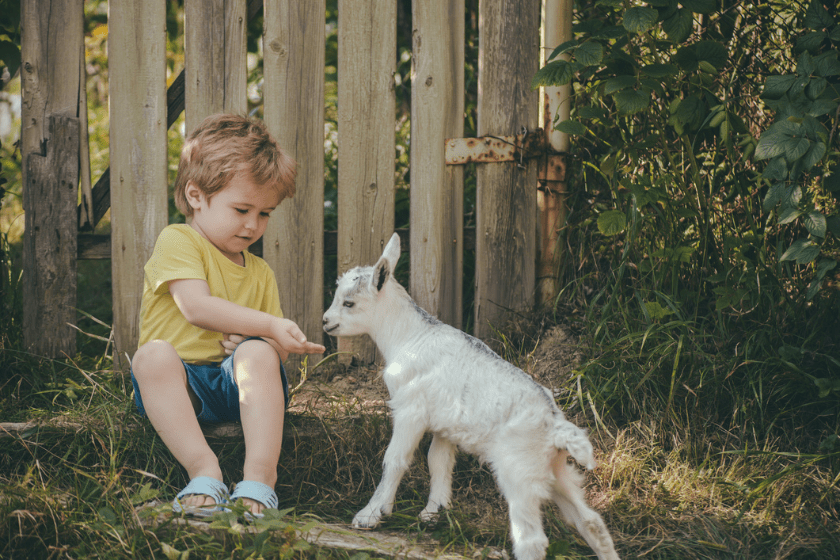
[185,172,282,264]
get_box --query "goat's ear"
[372,257,390,292]
[381,232,400,271]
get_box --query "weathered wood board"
[108,0,169,369]
[410,0,465,330]
[475,0,540,343]
[262,0,327,378]
[185,0,247,133]
[336,0,397,363]
[22,116,80,358]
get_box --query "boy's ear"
[184,180,204,210]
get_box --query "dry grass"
[1,310,839,559]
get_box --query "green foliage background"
[532,0,840,443]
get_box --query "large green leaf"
[762,182,786,210]
[555,119,587,135]
[804,211,827,238]
[804,0,834,30]
[670,95,706,130]
[623,7,659,34]
[662,8,693,43]
[547,40,578,62]
[532,59,576,88]
[575,40,604,66]
[761,157,787,182]
[693,41,727,69]
[801,141,826,170]
[755,120,802,160]
[780,239,820,264]
[797,31,827,53]
[762,75,797,99]
[604,75,636,94]
[784,136,811,161]
[815,52,840,77]
[614,88,651,114]
[597,210,627,236]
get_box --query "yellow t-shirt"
[137,224,283,364]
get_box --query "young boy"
[130,113,325,518]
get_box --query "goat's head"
[322,232,400,337]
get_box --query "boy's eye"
[343,301,354,308]
[260,212,271,217]
[235,208,248,214]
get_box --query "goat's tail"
[553,419,597,470]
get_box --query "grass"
[2,298,839,560]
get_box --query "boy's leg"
[132,340,223,508]
[232,338,285,515]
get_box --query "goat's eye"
[343,301,354,308]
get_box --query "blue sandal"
[228,480,278,520]
[172,476,229,517]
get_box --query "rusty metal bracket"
[444,128,549,165]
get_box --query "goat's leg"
[353,415,426,529]
[551,452,619,560]
[492,463,549,560]
[419,434,456,521]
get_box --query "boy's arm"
[169,278,325,357]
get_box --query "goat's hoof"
[352,507,382,529]
[418,508,440,523]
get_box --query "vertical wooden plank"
[23,117,80,359]
[537,0,572,306]
[109,0,168,369]
[262,0,326,377]
[411,0,465,329]
[475,0,540,343]
[20,0,84,358]
[185,0,247,133]
[336,0,396,363]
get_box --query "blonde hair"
[174,114,297,216]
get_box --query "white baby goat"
[322,233,619,560]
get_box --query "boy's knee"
[132,340,181,383]
[236,338,279,365]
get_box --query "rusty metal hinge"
[444,127,567,189]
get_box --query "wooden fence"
[19,0,571,371]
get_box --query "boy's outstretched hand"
[270,318,326,356]
[221,319,325,361]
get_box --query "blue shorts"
[130,337,289,423]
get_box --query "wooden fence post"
[475,0,540,343]
[185,0,247,133]
[20,0,84,358]
[336,0,397,364]
[108,0,168,370]
[262,0,326,378]
[411,0,465,330]
[22,116,80,358]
